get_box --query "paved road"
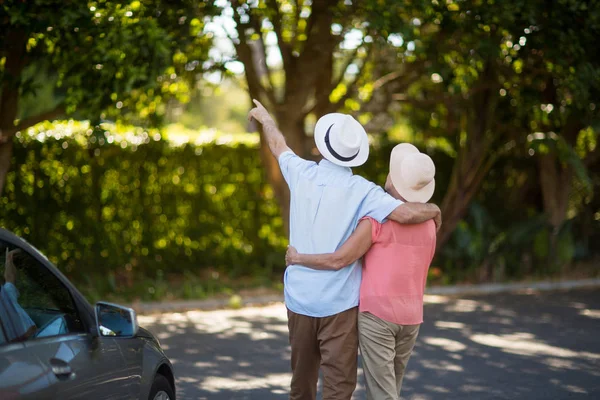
[139,288,600,399]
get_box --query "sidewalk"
[132,277,600,315]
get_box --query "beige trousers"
[358,312,420,400]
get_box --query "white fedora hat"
[314,113,369,167]
[389,143,436,203]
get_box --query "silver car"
[0,229,176,400]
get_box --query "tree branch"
[290,0,303,51]
[266,0,293,75]
[249,13,277,104]
[285,4,335,112]
[372,70,404,91]
[231,4,277,106]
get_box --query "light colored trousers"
[358,312,420,400]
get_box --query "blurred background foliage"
[1,0,599,302]
[1,121,285,302]
[0,120,598,302]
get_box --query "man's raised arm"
[248,99,291,158]
[4,249,19,285]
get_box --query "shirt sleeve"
[278,150,315,191]
[359,182,403,223]
[2,282,19,301]
[361,217,382,243]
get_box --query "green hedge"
[1,122,286,300]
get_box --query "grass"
[78,268,284,305]
[76,258,600,307]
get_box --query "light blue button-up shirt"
[279,151,402,317]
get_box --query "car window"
[0,240,84,345]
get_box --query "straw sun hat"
[314,113,369,167]
[389,143,436,203]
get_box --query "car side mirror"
[95,302,138,338]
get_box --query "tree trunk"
[538,143,574,268]
[257,131,291,234]
[0,141,13,197]
[0,29,27,196]
[537,114,583,266]
[538,152,572,229]
[436,71,498,250]
[437,153,491,248]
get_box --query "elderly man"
[287,143,437,399]
[248,100,440,400]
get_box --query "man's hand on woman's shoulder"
[388,202,442,231]
[432,204,442,232]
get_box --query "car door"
[0,238,137,399]
[95,302,145,397]
[0,335,54,399]
[25,333,136,399]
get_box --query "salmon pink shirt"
[359,217,436,325]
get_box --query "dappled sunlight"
[404,369,420,381]
[544,357,580,370]
[569,302,588,309]
[202,372,292,393]
[194,361,217,368]
[422,384,450,393]
[458,383,491,393]
[423,294,450,304]
[419,359,464,372]
[470,332,600,359]
[139,303,288,340]
[138,303,293,399]
[407,289,600,398]
[550,379,590,395]
[433,321,465,329]
[422,337,466,352]
[564,385,588,394]
[579,308,600,319]
[136,289,600,398]
[444,298,494,313]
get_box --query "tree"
[365,0,600,248]
[0,0,219,194]
[511,0,600,264]
[220,0,393,230]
